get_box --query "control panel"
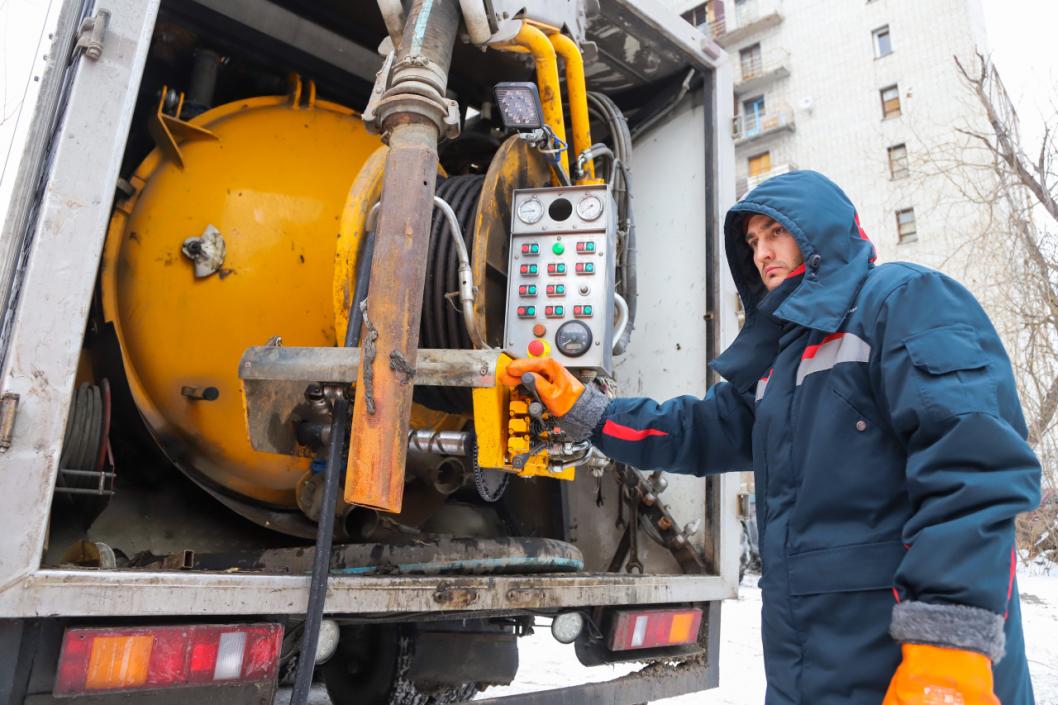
[504,185,617,374]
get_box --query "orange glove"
[882,644,999,705]
[501,357,585,417]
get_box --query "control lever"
[513,372,549,469]
[520,372,544,406]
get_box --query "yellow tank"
[101,83,383,508]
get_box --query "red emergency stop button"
[527,339,548,357]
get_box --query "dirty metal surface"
[345,119,454,514]
[143,536,585,576]
[240,347,497,455]
[584,0,721,94]
[0,570,734,618]
[239,347,497,386]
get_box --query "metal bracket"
[73,9,110,62]
[0,393,20,451]
[239,346,498,455]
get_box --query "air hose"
[289,230,375,704]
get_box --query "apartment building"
[664,0,993,285]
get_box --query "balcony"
[709,0,783,47]
[737,163,797,197]
[734,49,790,95]
[732,106,795,146]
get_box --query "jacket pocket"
[788,540,905,596]
[902,323,985,374]
[901,323,996,418]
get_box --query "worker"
[503,171,1040,704]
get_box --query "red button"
[528,340,545,356]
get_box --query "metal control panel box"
[504,185,617,374]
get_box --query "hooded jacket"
[562,170,1040,704]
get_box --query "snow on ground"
[478,571,1058,704]
[280,570,1058,704]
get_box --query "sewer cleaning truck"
[0,1,740,702]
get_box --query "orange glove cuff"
[882,644,998,705]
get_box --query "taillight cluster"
[54,623,283,696]
[608,608,702,652]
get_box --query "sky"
[978,0,1058,149]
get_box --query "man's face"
[744,214,804,291]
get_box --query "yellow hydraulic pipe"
[496,23,569,179]
[547,32,599,184]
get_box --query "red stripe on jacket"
[786,264,806,279]
[801,332,846,360]
[602,419,669,441]
[855,213,878,263]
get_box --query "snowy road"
[478,571,1058,705]
[279,569,1058,705]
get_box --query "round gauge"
[576,194,603,221]
[555,320,593,357]
[517,198,544,225]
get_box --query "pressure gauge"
[555,320,593,357]
[517,198,545,225]
[576,194,603,221]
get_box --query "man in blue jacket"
[503,171,1040,704]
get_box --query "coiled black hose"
[414,174,485,413]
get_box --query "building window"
[887,144,909,179]
[896,208,917,243]
[880,84,901,119]
[739,43,763,81]
[873,25,893,58]
[748,151,772,177]
[681,2,712,28]
[742,95,766,137]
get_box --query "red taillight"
[608,608,702,652]
[54,623,282,696]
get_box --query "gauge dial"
[576,194,603,221]
[517,198,544,225]
[555,320,593,357]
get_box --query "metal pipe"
[496,23,569,177]
[345,0,461,516]
[433,195,487,349]
[187,49,222,110]
[377,0,406,48]
[547,32,597,184]
[407,429,469,456]
[459,0,492,45]
[612,293,629,351]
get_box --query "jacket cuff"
[890,600,1006,663]
[557,386,611,442]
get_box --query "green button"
[528,285,536,294]
[552,242,565,255]
[584,305,592,315]
[586,263,594,272]
[557,264,566,273]
[529,264,537,273]
[527,306,535,315]
[555,306,564,315]
[557,285,565,294]
[587,242,595,251]
[531,243,539,253]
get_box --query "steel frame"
[0,0,739,639]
